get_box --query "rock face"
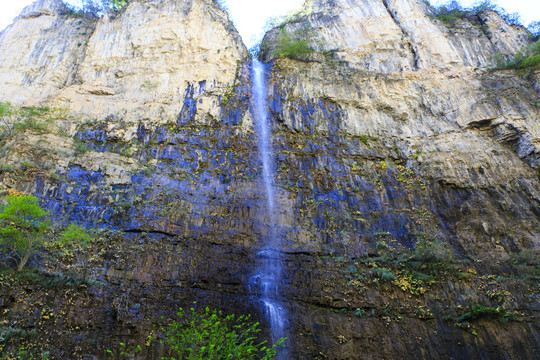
[0,0,539,359]
[261,0,530,71]
[0,0,94,104]
[0,0,248,124]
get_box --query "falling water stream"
[251,58,288,358]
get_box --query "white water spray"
[251,58,288,358]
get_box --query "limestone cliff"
[0,0,249,125]
[261,0,531,71]
[0,0,94,104]
[0,0,538,359]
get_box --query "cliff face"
[0,0,248,124]
[0,0,94,104]
[0,0,539,359]
[261,0,530,71]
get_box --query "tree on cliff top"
[63,0,130,16]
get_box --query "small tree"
[0,195,50,271]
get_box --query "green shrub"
[0,102,12,117]
[426,0,522,27]
[447,304,517,327]
[0,195,50,271]
[20,161,37,172]
[272,28,315,61]
[413,238,452,263]
[107,0,130,11]
[58,224,92,250]
[160,306,284,360]
[492,39,540,70]
[108,305,285,359]
[13,118,48,133]
[73,138,91,154]
[0,344,49,359]
[371,268,396,281]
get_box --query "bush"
[413,238,452,263]
[59,224,91,247]
[107,305,285,359]
[161,306,284,360]
[272,28,315,61]
[371,268,396,281]
[492,39,540,70]
[0,195,50,271]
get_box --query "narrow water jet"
[250,58,288,358]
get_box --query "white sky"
[0,0,538,46]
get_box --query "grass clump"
[413,238,452,263]
[371,267,396,281]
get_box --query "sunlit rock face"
[0,0,94,105]
[0,0,249,124]
[0,0,539,359]
[261,0,530,71]
[56,0,249,124]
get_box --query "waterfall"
[251,58,288,358]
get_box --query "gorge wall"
[0,0,538,359]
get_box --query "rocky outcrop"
[0,0,249,124]
[261,0,531,71]
[55,0,248,124]
[0,0,94,105]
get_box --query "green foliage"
[529,20,540,38]
[371,268,395,281]
[161,306,284,360]
[0,195,50,271]
[272,28,315,61]
[106,0,130,12]
[0,341,49,359]
[58,224,92,250]
[0,104,53,141]
[162,306,283,360]
[73,138,91,154]
[413,238,452,262]
[107,305,284,359]
[0,102,12,117]
[446,304,517,329]
[492,39,540,70]
[13,118,49,133]
[426,0,521,27]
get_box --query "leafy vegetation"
[57,224,92,252]
[107,305,285,359]
[271,28,315,61]
[0,342,49,359]
[0,194,94,272]
[445,304,518,331]
[0,102,74,141]
[0,195,50,271]
[64,0,131,17]
[425,0,522,27]
[492,38,540,70]
[162,306,283,360]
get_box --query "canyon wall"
[0,0,538,359]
